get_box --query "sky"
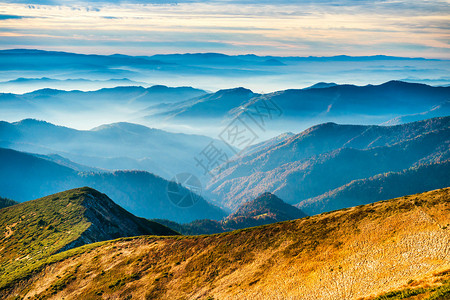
[0,0,449,58]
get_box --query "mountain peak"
[227,192,307,222]
[25,88,66,95]
[299,121,340,135]
[0,187,178,259]
[215,87,254,95]
[304,82,338,89]
[90,122,154,133]
[380,80,428,88]
[254,191,280,201]
[13,118,54,127]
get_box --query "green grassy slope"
[0,187,178,290]
[0,197,18,210]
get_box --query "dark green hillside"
[229,192,306,219]
[0,197,18,210]
[154,192,307,235]
[0,187,178,289]
[223,192,307,229]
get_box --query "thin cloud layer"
[0,0,448,57]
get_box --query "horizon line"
[0,48,445,61]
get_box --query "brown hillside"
[2,188,450,300]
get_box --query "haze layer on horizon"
[0,0,449,58]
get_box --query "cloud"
[0,14,32,20]
[2,0,57,4]
[0,0,448,58]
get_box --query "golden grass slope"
[2,188,450,300]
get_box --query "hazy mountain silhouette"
[304,82,338,89]
[147,87,256,121]
[2,49,448,94]
[1,80,448,137]
[0,119,231,180]
[0,147,225,223]
[234,81,449,121]
[142,81,450,137]
[382,100,450,125]
[0,77,147,93]
[0,84,207,130]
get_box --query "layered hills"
[0,84,207,133]
[207,117,450,211]
[299,160,450,215]
[2,49,448,93]
[0,119,232,180]
[1,188,448,299]
[0,147,225,223]
[1,81,449,138]
[147,87,256,122]
[0,187,178,291]
[141,81,450,136]
[239,81,449,120]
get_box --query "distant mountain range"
[0,77,148,94]
[142,81,450,137]
[304,82,338,89]
[1,48,449,100]
[2,188,448,299]
[1,81,448,138]
[147,87,256,121]
[0,119,231,180]
[1,116,448,219]
[382,100,450,125]
[232,80,449,131]
[0,84,207,130]
[298,160,450,215]
[207,117,450,211]
[0,187,178,291]
[0,147,225,223]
